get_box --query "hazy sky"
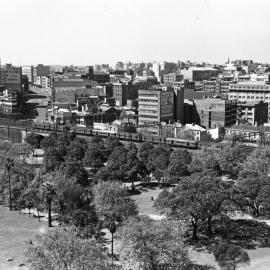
[1,0,270,66]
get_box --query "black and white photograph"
[0,0,270,269]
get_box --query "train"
[31,122,199,149]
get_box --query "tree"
[117,217,190,270]
[41,182,56,227]
[147,146,171,183]
[138,142,154,165]
[155,174,230,239]
[236,176,270,216]
[40,132,58,150]
[105,137,123,158]
[25,228,111,270]
[84,143,107,169]
[43,147,64,173]
[25,133,44,153]
[93,181,138,224]
[67,138,88,161]
[213,242,250,270]
[93,181,138,256]
[217,145,246,179]
[165,149,191,182]
[188,147,221,176]
[170,149,192,166]
[65,160,89,187]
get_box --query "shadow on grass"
[186,218,270,252]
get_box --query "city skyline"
[1,0,270,66]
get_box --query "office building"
[228,81,270,121]
[138,86,174,129]
[181,67,219,82]
[193,98,237,128]
[163,72,183,85]
[174,86,184,123]
[237,101,268,126]
[22,66,34,84]
[113,82,127,107]
[0,64,22,92]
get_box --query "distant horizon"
[1,0,270,66]
[1,57,269,68]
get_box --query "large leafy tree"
[43,147,64,173]
[155,173,231,239]
[26,228,111,270]
[84,142,107,169]
[65,160,89,187]
[165,149,191,182]
[25,132,44,153]
[117,217,190,270]
[236,176,270,216]
[138,142,154,165]
[93,181,138,224]
[217,145,246,179]
[147,146,171,183]
[213,242,250,270]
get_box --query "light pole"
[109,220,116,266]
[5,158,14,211]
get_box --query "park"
[1,131,270,269]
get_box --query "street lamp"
[108,220,116,265]
[5,158,14,211]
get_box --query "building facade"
[193,98,237,128]
[181,67,219,82]
[22,66,34,84]
[113,82,127,106]
[228,81,270,121]
[138,87,174,128]
[0,64,22,92]
[163,72,183,85]
[237,101,268,126]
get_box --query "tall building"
[22,66,34,84]
[174,86,184,123]
[152,62,161,82]
[193,98,237,128]
[138,86,174,127]
[228,81,270,121]
[113,82,127,106]
[0,64,22,92]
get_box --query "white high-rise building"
[152,62,161,82]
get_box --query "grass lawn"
[131,186,166,218]
[0,206,50,270]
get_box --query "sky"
[1,0,270,66]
